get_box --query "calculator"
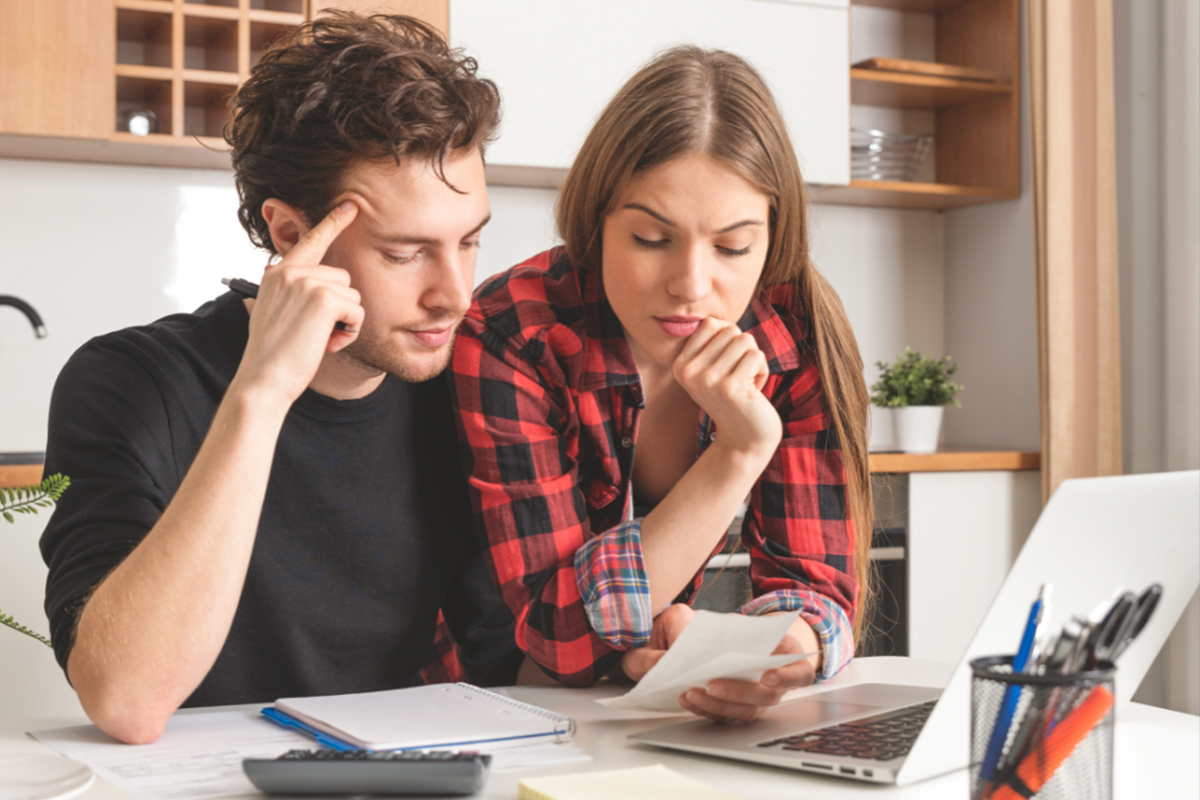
[242,749,490,796]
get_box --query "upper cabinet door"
[450,0,850,186]
[0,0,113,139]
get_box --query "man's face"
[322,151,489,382]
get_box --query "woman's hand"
[679,633,816,723]
[620,605,820,723]
[672,318,782,464]
[618,603,696,681]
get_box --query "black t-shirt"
[40,292,520,706]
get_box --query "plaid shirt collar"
[575,266,804,394]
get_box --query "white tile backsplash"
[0,158,944,454]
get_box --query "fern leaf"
[0,611,52,647]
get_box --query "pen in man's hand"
[222,278,354,332]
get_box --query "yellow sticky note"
[518,764,750,800]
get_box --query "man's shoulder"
[468,247,588,346]
[65,293,246,388]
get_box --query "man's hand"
[620,605,818,723]
[235,200,364,407]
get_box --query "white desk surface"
[2,657,1196,799]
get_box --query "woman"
[450,46,871,722]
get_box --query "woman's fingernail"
[707,683,725,699]
[762,672,780,686]
[687,689,703,703]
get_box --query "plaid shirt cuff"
[739,590,854,682]
[574,518,653,650]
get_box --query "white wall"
[938,1,1039,452]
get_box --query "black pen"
[222,278,353,332]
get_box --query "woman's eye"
[633,234,669,250]
[462,238,481,250]
[718,244,752,257]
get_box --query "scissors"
[1085,583,1162,667]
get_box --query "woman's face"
[601,154,771,370]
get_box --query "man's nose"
[425,252,473,315]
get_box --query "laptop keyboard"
[756,699,937,762]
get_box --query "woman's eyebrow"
[623,203,764,233]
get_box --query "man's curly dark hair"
[225,11,500,255]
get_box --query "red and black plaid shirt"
[450,248,859,686]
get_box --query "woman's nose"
[665,247,712,303]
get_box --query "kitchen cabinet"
[0,0,447,169]
[871,450,1042,665]
[815,0,1022,209]
[0,0,113,139]
[450,0,851,187]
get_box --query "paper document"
[599,610,812,712]
[32,710,311,800]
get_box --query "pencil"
[222,277,353,332]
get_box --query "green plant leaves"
[0,610,52,646]
[1,473,71,518]
[870,347,964,408]
[3,473,70,648]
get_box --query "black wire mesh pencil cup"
[969,656,1115,800]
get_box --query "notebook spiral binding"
[453,683,577,741]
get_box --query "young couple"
[40,12,871,745]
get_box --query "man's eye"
[384,251,419,264]
[633,235,669,250]
[718,245,752,257]
[462,238,482,250]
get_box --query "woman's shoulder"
[752,282,813,356]
[469,246,590,343]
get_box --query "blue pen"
[978,583,1052,785]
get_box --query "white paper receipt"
[598,610,813,712]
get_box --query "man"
[39,12,520,745]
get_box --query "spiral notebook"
[264,683,575,752]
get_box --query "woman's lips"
[407,326,454,347]
[655,316,703,337]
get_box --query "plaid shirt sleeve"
[735,345,859,682]
[450,314,623,687]
[572,517,653,649]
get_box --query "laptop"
[630,470,1200,785]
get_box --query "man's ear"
[261,199,311,257]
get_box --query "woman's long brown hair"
[556,46,873,642]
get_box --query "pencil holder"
[968,656,1115,800]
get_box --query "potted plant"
[870,348,964,454]
[2,473,69,646]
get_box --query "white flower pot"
[893,406,944,454]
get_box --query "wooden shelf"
[851,68,1013,110]
[853,0,976,10]
[813,179,1017,209]
[846,0,1020,209]
[0,465,44,489]
[870,448,1040,474]
[116,0,173,12]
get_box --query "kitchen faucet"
[0,295,47,338]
